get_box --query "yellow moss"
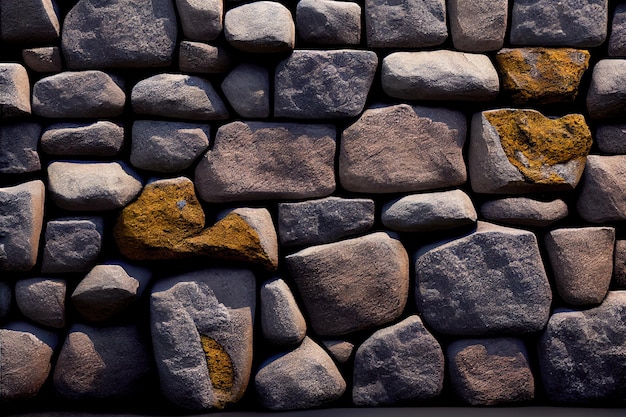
[200,335,234,408]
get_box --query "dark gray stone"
[609,4,626,56]
[480,197,569,227]
[179,41,231,74]
[0,123,41,174]
[22,47,63,73]
[260,278,306,345]
[596,124,626,154]
[41,121,124,157]
[0,282,11,320]
[42,217,103,274]
[577,155,626,223]
[0,0,60,43]
[587,59,626,119]
[614,240,626,288]
[221,64,270,118]
[15,278,66,329]
[0,64,31,118]
[296,0,361,45]
[448,0,507,52]
[176,0,222,41]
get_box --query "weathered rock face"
[42,217,103,273]
[480,197,568,227]
[447,0,507,52]
[576,155,626,223]
[0,123,41,174]
[15,278,66,329]
[296,0,361,45]
[41,122,124,157]
[260,278,307,346]
[0,0,60,43]
[586,59,626,119]
[0,64,31,118]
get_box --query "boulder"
[296,0,361,45]
[614,240,626,288]
[480,197,568,227]
[224,1,294,52]
[221,64,270,118]
[260,278,307,345]
[447,0,507,52]
[42,217,103,273]
[576,155,626,223]
[22,47,63,73]
[176,0,222,41]
[0,123,41,174]
[322,340,354,363]
[0,63,31,118]
[609,4,626,56]
[179,41,231,74]
[41,121,124,157]
[15,278,66,329]
[595,124,626,154]
[0,0,60,43]
[586,59,626,119]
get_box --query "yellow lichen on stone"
[200,334,234,408]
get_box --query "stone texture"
[296,0,361,45]
[0,64,31,118]
[195,122,336,202]
[415,222,552,335]
[538,291,626,403]
[0,282,11,319]
[278,197,374,248]
[596,124,626,154]
[22,47,63,73]
[255,337,346,410]
[352,316,444,406]
[480,197,568,227]
[381,190,477,232]
[176,0,222,41]
[381,51,499,101]
[130,120,210,172]
[614,240,626,288]
[469,109,592,194]
[586,59,626,119]
[15,278,66,329]
[365,0,447,48]
[221,64,270,118]
[132,74,228,120]
[179,42,231,74]
[0,180,45,271]
[224,2,295,53]
[151,268,256,410]
[260,278,306,345]
[447,0,507,52]
[340,104,467,193]
[609,4,626,56]
[496,48,590,104]
[0,123,41,174]
[447,338,535,405]
[48,161,142,211]
[62,0,178,69]
[576,155,626,223]
[545,227,615,306]
[53,324,152,399]
[0,0,60,43]
[275,50,377,118]
[510,0,608,47]
[286,232,409,336]
[322,340,354,363]
[42,217,103,273]
[32,71,125,118]
[41,121,124,157]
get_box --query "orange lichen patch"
[200,335,234,408]
[484,110,592,184]
[496,48,590,104]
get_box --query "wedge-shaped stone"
[260,278,306,345]
[297,0,361,45]
[480,197,568,227]
[176,0,222,42]
[0,0,60,43]
[323,340,354,364]
[448,0,507,52]
[469,109,592,194]
[16,278,66,329]
[0,64,31,118]
[225,2,295,53]
[587,59,626,119]
[41,121,124,157]
[577,155,626,223]
[0,123,41,174]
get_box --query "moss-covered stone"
[200,335,234,408]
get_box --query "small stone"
[275,50,377,118]
[595,124,626,154]
[176,0,223,41]
[381,190,477,232]
[224,1,295,53]
[32,71,125,118]
[179,41,231,74]
[469,109,592,194]
[296,0,361,45]
[480,197,568,227]
[106,260,152,297]
[586,59,626,119]
[447,338,535,405]
[22,47,63,73]
[614,241,626,288]
[352,316,444,406]
[132,73,228,120]
[286,232,409,336]
[609,4,626,56]
[0,123,41,174]
[447,0,507,52]
[576,155,626,223]
[0,63,31,118]
[15,278,66,329]
[340,104,467,193]
[47,161,142,211]
[545,227,615,306]
[382,51,499,101]
[221,64,270,118]
[41,121,124,157]
[0,0,60,43]
[260,278,306,345]
[0,282,11,319]
[255,337,346,410]
[322,340,354,363]
[42,217,103,273]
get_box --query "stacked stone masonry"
[2,0,626,412]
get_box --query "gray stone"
[41,121,124,157]
[480,197,569,227]
[22,47,63,73]
[447,338,535,405]
[224,2,295,53]
[609,4,626,56]
[132,73,228,120]
[47,161,142,211]
[176,0,222,41]
[32,71,125,118]
[221,64,270,118]
[322,340,354,363]
[286,232,409,336]
[179,41,231,74]
[131,120,210,172]
[352,316,444,406]
[296,0,361,45]
[545,227,615,306]
[448,0,507,52]
[365,0,447,48]
[415,222,552,335]
[0,181,45,271]
[195,122,336,202]
[614,240,626,288]
[0,282,11,319]
[15,278,66,329]
[53,324,152,399]
[381,190,477,232]
[382,51,499,101]
[42,217,103,273]
[106,260,152,297]
[0,0,60,43]
[275,50,377,118]
[278,197,375,248]
[255,337,346,410]
[62,0,178,69]
[510,0,608,47]
[260,278,306,345]
[339,104,467,193]
[587,59,626,119]
[596,124,626,154]
[538,291,626,403]
[576,155,626,223]
[0,64,31,118]
[151,268,256,410]
[0,123,41,174]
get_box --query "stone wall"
[1,0,626,413]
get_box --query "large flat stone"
[41,121,124,157]
[0,123,41,174]
[480,197,568,227]
[576,155,626,223]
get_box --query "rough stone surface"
[586,59,626,119]
[0,64,31,118]
[42,217,103,273]
[596,124,626,154]
[32,71,125,118]
[447,338,535,405]
[221,64,270,118]
[609,4,626,56]
[151,268,256,410]
[41,121,124,157]
[130,120,210,172]
[286,232,409,336]
[576,155,626,223]
[62,0,178,69]
[176,0,222,41]
[15,278,66,329]
[48,161,142,211]
[480,197,568,227]
[545,227,615,306]
[0,0,60,43]
[340,104,467,193]
[538,291,626,403]
[614,240,626,288]
[255,337,346,410]
[381,190,477,232]
[195,122,336,202]
[296,0,361,45]
[415,222,552,335]
[22,47,63,73]
[382,51,499,101]
[322,340,354,363]
[352,316,444,406]
[260,278,307,345]
[469,109,592,194]
[447,0,507,52]
[275,50,377,118]
[179,42,231,74]
[0,282,11,319]
[0,123,41,174]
